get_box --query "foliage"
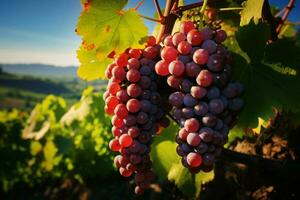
[0,88,115,191]
[76,0,148,80]
[1,0,300,198]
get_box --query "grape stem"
[167,113,179,125]
[218,7,243,11]
[221,148,300,179]
[139,14,162,23]
[135,0,145,11]
[276,0,295,34]
[153,0,163,19]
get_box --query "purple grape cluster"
[157,21,244,173]
[103,39,170,195]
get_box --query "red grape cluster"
[103,37,170,195]
[155,21,244,173]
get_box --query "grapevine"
[74,0,300,197]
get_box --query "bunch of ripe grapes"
[104,20,243,194]
[103,38,170,195]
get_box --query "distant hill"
[0,64,78,78]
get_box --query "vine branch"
[139,14,162,23]
[276,0,295,34]
[154,0,163,19]
[221,148,300,179]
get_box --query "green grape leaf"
[225,126,245,147]
[60,95,92,125]
[54,135,73,154]
[77,45,112,81]
[240,0,264,26]
[168,162,214,198]
[236,21,270,62]
[150,122,179,178]
[77,0,148,55]
[42,140,61,171]
[231,52,300,128]
[168,163,195,197]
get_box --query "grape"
[199,127,214,143]
[184,118,200,132]
[202,113,217,127]
[161,46,178,62]
[115,53,128,67]
[180,21,196,35]
[182,107,194,118]
[127,84,142,97]
[202,153,215,166]
[128,127,140,138]
[201,39,217,54]
[163,35,174,46]
[140,65,151,75]
[183,94,198,107]
[187,29,204,46]
[137,112,149,124]
[139,76,151,89]
[178,41,192,55]
[107,81,121,95]
[191,86,207,99]
[196,142,208,154]
[209,99,225,114]
[200,27,214,40]
[109,139,121,151]
[207,54,224,72]
[119,167,133,177]
[146,36,156,47]
[143,46,159,59]
[140,100,151,112]
[127,58,140,70]
[187,133,201,146]
[196,70,213,87]
[105,96,119,110]
[167,75,182,89]
[187,152,202,167]
[129,49,141,59]
[173,109,181,121]
[172,32,186,47]
[155,60,170,76]
[126,99,141,113]
[112,115,124,128]
[193,49,209,65]
[116,89,129,102]
[180,79,193,93]
[114,104,128,119]
[185,62,201,77]
[126,69,140,82]
[215,29,227,43]
[119,134,133,147]
[178,55,192,64]
[194,102,209,116]
[207,87,220,99]
[178,128,188,141]
[169,92,184,107]
[169,60,185,77]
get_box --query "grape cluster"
[155,21,244,173]
[103,37,170,195]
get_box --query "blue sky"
[0,0,299,66]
